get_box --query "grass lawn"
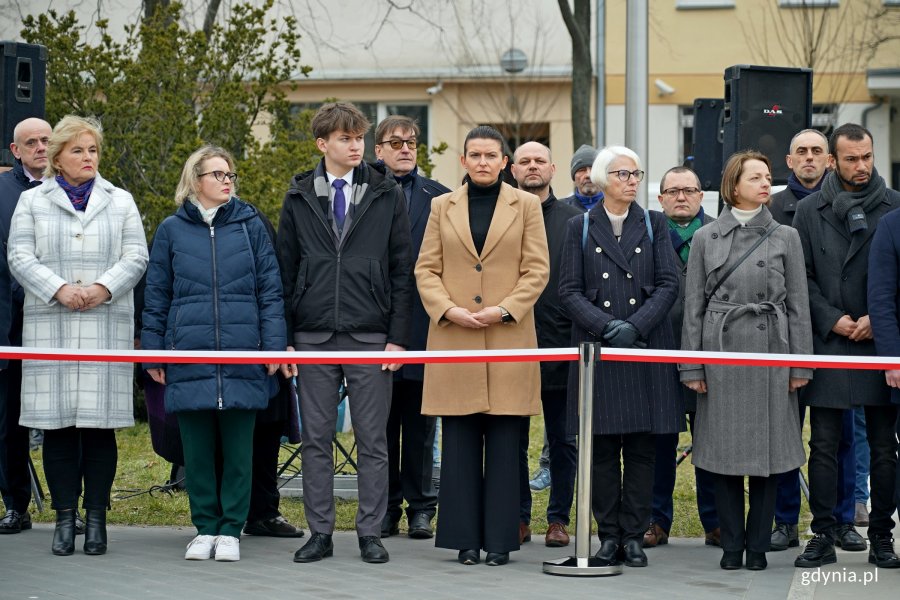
[27,416,813,538]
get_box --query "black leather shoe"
[359,535,389,563]
[0,509,31,534]
[407,513,434,539]
[621,538,648,567]
[794,533,836,568]
[834,523,867,551]
[594,539,620,566]
[293,533,334,563]
[720,550,742,570]
[770,523,799,551]
[244,515,305,538]
[380,514,400,538]
[745,551,767,570]
[868,535,900,568]
[485,552,509,566]
[83,509,107,555]
[51,510,76,556]
[458,549,480,565]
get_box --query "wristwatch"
[499,306,513,324]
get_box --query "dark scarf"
[393,166,417,206]
[56,175,94,211]
[819,168,886,233]
[667,208,705,263]
[574,190,603,211]
[786,172,823,200]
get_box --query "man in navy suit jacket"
[374,115,449,540]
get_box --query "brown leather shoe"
[518,522,532,544]
[642,523,668,548]
[545,522,570,547]
[705,527,721,547]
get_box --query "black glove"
[603,320,640,348]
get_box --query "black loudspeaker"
[0,41,48,167]
[722,65,812,186]
[692,98,724,191]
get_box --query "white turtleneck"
[189,197,226,225]
[731,205,762,225]
[604,206,627,239]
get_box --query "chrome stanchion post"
[543,342,622,576]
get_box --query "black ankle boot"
[52,509,76,556]
[83,509,108,555]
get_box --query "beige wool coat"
[415,182,549,416]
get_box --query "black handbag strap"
[706,224,780,302]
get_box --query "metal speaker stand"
[544,342,622,577]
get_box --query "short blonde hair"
[590,146,642,190]
[45,115,104,179]
[174,145,237,205]
[719,150,771,207]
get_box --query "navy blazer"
[559,202,685,435]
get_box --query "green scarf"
[667,213,703,263]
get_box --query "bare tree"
[557,0,592,149]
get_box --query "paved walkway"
[1,526,896,599]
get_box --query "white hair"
[590,145,642,189]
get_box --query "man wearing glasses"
[0,118,51,535]
[643,167,720,549]
[373,115,448,541]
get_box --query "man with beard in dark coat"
[373,115,448,540]
[511,141,580,547]
[0,118,50,535]
[793,123,900,569]
[643,166,720,549]
[560,144,603,213]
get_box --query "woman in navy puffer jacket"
[142,145,288,562]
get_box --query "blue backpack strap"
[582,212,589,250]
[644,209,654,243]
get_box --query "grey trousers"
[296,332,392,537]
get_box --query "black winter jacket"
[277,160,414,347]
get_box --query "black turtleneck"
[468,178,501,255]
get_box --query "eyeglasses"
[661,187,702,199]
[378,138,417,150]
[200,171,238,183]
[22,136,50,149]
[608,169,645,182]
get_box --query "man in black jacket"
[373,115,447,540]
[0,118,50,534]
[560,144,603,213]
[511,141,580,547]
[278,103,413,565]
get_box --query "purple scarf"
[56,175,95,211]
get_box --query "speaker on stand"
[691,98,725,192]
[0,41,48,167]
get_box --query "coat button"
[595,247,602,253]
[603,300,611,307]
[626,273,633,279]
[758,324,767,330]
[76,280,82,285]
[842,275,848,281]
[75,233,83,239]
[722,294,729,301]
[602,272,609,279]
[712,233,718,239]
[475,264,482,272]
[757,292,765,299]
[474,296,482,303]
[722,326,728,332]
[629,298,636,305]
[757,260,765,267]
[635,247,642,253]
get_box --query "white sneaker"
[185,534,217,560]
[214,535,240,562]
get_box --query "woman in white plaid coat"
[7,115,148,558]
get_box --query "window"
[778,0,838,7]
[676,0,735,9]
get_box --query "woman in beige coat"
[415,126,549,567]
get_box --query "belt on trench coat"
[706,299,788,352]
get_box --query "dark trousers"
[775,405,854,525]
[592,432,655,543]
[386,379,437,521]
[247,417,286,522]
[0,362,31,512]
[714,474,777,553]
[650,413,718,533]
[42,427,116,511]
[178,409,256,538]
[519,388,577,525]
[436,414,520,553]
[808,405,898,539]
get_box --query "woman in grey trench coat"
[679,151,813,571]
[7,116,148,557]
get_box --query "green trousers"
[177,409,256,538]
